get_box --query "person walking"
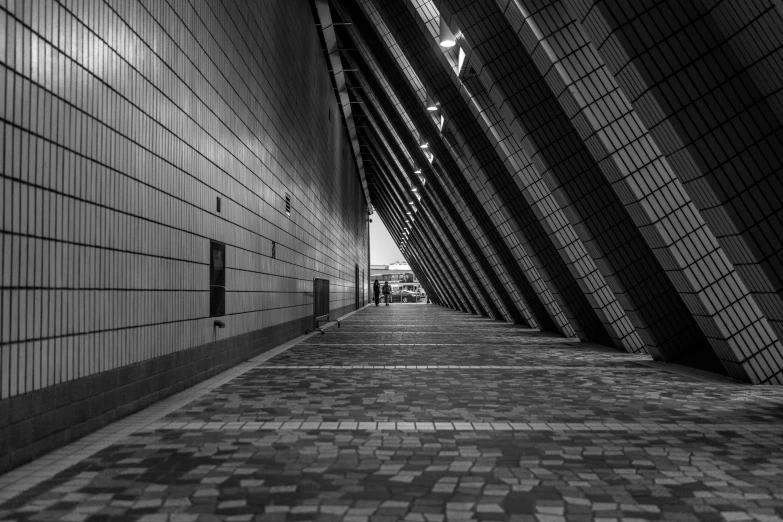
[382,281,391,306]
[373,279,380,306]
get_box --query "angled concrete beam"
[312,0,372,212]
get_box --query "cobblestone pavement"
[2,305,783,521]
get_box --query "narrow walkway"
[2,305,783,521]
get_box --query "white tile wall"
[0,0,369,399]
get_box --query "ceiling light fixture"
[439,17,457,48]
[425,92,439,112]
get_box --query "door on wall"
[362,269,365,306]
[355,264,360,309]
[314,278,330,322]
[210,241,226,317]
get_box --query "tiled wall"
[478,0,722,368]
[327,0,783,384]
[561,0,783,382]
[0,0,368,470]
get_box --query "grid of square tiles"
[402,0,633,347]
[0,0,369,399]
[563,0,783,383]
[433,1,646,354]
[493,1,728,373]
[458,84,569,334]
[572,1,783,346]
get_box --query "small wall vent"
[285,194,291,217]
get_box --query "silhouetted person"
[373,279,380,306]
[382,281,391,306]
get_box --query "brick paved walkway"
[2,305,783,521]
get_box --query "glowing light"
[425,92,438,111]
[439,17,456,48]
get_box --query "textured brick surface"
[1,305,782,520]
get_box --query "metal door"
[355,264,360,309]
[314,278,329,322]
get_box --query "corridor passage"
[2,305,783,522]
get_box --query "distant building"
[370,262,416,283]
[388,261,411,271]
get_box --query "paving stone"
[1,307,783,520]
